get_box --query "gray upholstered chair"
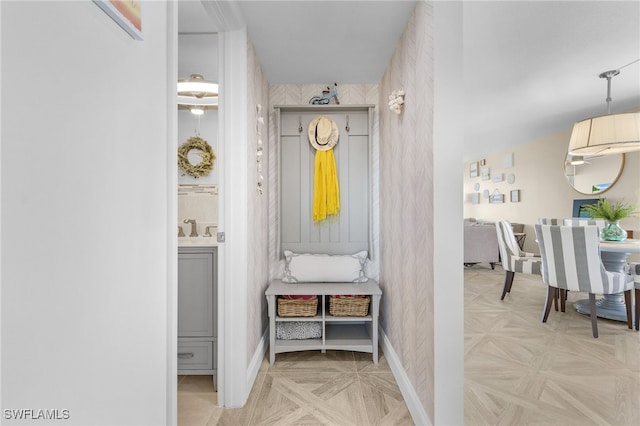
[496,220,542,300]
[534,224,634,338]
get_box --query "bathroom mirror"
[563,153,625,195]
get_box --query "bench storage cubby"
[265,279,381,364]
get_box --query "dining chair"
[631,263,640,331]
[538,218,563,225]
[534,224,634,338]
[496,220,542,300]
[563,218,607,229]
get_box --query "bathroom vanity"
[178,246,217,387]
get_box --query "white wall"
[1,2,174,424]
[433,1,464,424]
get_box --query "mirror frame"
[563,153,625,195]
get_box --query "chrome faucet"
[183,219,198,237]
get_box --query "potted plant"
[581,198,636,241]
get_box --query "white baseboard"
[379,327,431,426]
[246,328,268,391]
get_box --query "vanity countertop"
[178,237,218,247]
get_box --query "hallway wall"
[379,1,436,421]
[1,1,173,423]
[246,40,270,365]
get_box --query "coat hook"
[345,114,350,132]
[298,116,303,133]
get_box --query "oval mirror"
[563,153,625,195]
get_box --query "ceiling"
[178,0,640,161]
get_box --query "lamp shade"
[568,112,640,156]
[177,73,218,112]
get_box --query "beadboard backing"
[276,106,373,256]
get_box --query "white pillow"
[282,250,368,283]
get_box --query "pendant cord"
[194,114,201,136]
[600,58,639,114]
[615,58,640,71]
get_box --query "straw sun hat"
[308,116,339,151]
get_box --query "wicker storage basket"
[329,296,370,317]
[276,321,322,340]
[277,297,318,317]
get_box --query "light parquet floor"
[179,264,640,425]
[465,264,640,426]
[178,351,413,425]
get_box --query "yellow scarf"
[312,149,340,222]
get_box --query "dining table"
[574,238,640,322]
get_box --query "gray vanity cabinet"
[178,246,217,386]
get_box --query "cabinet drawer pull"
[178,352,195,359]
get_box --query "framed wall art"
[510,189,520,203]
[481,166,490,181]
[469,161,479,178]
[94,0,143,40]
[490,189,504,204]
[503,152,514,168]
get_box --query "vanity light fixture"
[177,73,219,114]
[189,106,205,116]
[568,61,640,156]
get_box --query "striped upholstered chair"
[631,263,640,331]
[563,218,607,229]
[496,220,542,300]
[538,218,563,225]
[535,224,634,338]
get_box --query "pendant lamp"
[177,73,219,114]
[568,68,640,156]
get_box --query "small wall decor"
[490,193,504,204]
[309,83,340,105]
[482,189,490,199]
[471,193,480,204]
[178,135,215,178]
[481,166,490,181]
[93,0,143,40]
[510,189,520,202]
[256,104,265,194]
[507,173,516,184]
[503,152,514,168]
[473,182,480,191]
[388,88,405,114]
[489,189,504,204]
[492,173,504,183]
[469,161,479,178]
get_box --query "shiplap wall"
[277,107,372,255]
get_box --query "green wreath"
[178,136,215,178]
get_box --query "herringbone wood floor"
[465,264,640,425]
[179,264,640,425]
[178,351,412,425]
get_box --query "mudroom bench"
[265,279,382,364]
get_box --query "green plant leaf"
[580,198,636,221]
